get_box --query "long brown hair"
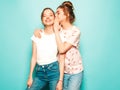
[57,1,75,23]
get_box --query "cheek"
[56,16,61,21]
[55,13,57,17]
[43,17,45,20]
[51,17,55,22]
[59,15,65,20]
[52,16,55,20]
[55,14,59,19]
[58,14,62,19]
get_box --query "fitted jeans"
[26,61,60,90]
[63,71,83,90]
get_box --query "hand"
[54,17,61,33]
[56,80,63,90]
[34,29,42,38]
[27,77,33,88]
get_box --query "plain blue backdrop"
[0,0,120,90]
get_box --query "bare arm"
[53,18,73,54]
[27,41,37,87]
[54,31,73,54]
[58,53,65,81]
[56,53,65,90]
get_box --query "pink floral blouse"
[60,26,83,74]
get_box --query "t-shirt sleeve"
[66,28,80,47]
[31,35,39,43]
[60,31,66,43]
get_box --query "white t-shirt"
[31,31,58,65]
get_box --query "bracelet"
[58,80,63,82]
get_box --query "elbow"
[59,51,65,54]
[59,49,66,54]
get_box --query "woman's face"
[42,9,55,26]
[55,8,66,23]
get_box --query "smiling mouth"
[45,19,51,22]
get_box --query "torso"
[31,31,58,65]
[60,26,83,74]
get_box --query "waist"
[37,57,57,65]
[36,61,59,68]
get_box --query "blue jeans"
[63,71,83,90]
[26,61,60,90]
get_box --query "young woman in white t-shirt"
[26,8,64,90]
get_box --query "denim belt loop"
[42,66,44,68]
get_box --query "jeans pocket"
[36,65,41,72]
[48,62,59,71]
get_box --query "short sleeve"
[31,35,39,43]
[66,28,80,47]
[60,31,66,42]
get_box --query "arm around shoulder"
[34,28,42,38]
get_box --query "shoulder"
[34,28,43,32]
[72,26,81,35]
[33,28,44,38]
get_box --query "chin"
[46,23,53,26]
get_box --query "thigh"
[47,61,60,90]
[27,77,47,90]
[47,61,59,77]
[49,80,58,90]
[47,61,60,81]
[67,72,83,90]
[63,74,70,90]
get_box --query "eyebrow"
[56,11,59,13]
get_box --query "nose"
[46,16,50,19]
[55,13,57,17]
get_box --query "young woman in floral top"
[54,1,83,90]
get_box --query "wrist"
[58,79,63,83]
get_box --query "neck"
[44,25,54,34]
[61,21,73,30]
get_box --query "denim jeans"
[26,61,60,90]
[63,71,83,90]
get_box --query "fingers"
[27,78,33,89]
[27,82,31,87]
[27,85,31,89]
[34,29,42,38]
[27,82,32,89]
[56,83,62,90]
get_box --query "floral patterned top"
[60,26,83,74]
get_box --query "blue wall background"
[0,0,120,90]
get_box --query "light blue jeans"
[26,61,60,90]
[63,71,83,90]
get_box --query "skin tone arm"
[53,19,73,54]
[55,32,72,54]
[27,41,37,88]
[56,53,65,90]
